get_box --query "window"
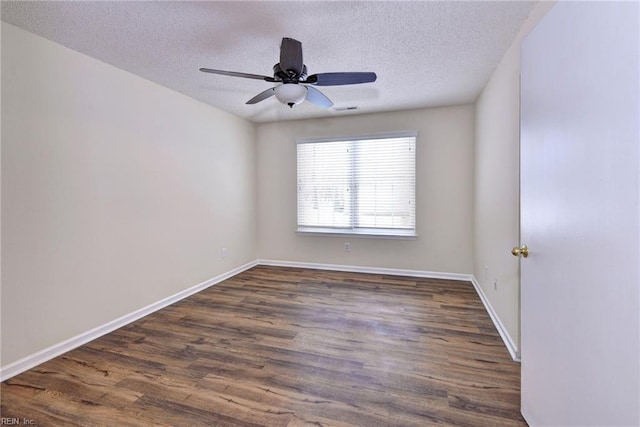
[297,133,416,237]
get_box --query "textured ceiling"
[1,1,536,123]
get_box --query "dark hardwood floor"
[1,266,526,426]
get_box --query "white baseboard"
[258,259,520,362]
[470,275,520,362]
[257,259,472,282]
[0,260,258,382]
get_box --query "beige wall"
[2,0,557,368]
[1,23,257,365]
[473,1,556,353]
[257,106,475,274]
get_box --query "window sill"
[296,228,417,240]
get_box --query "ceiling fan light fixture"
[275,83,307,107]
[200,38,376,110]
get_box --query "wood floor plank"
[1,266,526,426]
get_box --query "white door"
[520,2,639,426]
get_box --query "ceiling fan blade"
[246,87,276,105]
[305,86,333,109]
[279,38,303,77]
[199,68,276,82]
[304,72,377,86]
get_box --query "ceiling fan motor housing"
[273,63,307,82]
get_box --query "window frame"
[296,131,418,239]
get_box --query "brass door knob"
[511,244,529,258]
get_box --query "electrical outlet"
[221,247,228,259]
[344,242,351,252]
[493,278,498,290]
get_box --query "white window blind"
[297,133,416,237]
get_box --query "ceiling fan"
[199,37,377,109]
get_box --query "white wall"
[257,106,475,274]
[1,23,257,366]
[473,1,556,354]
